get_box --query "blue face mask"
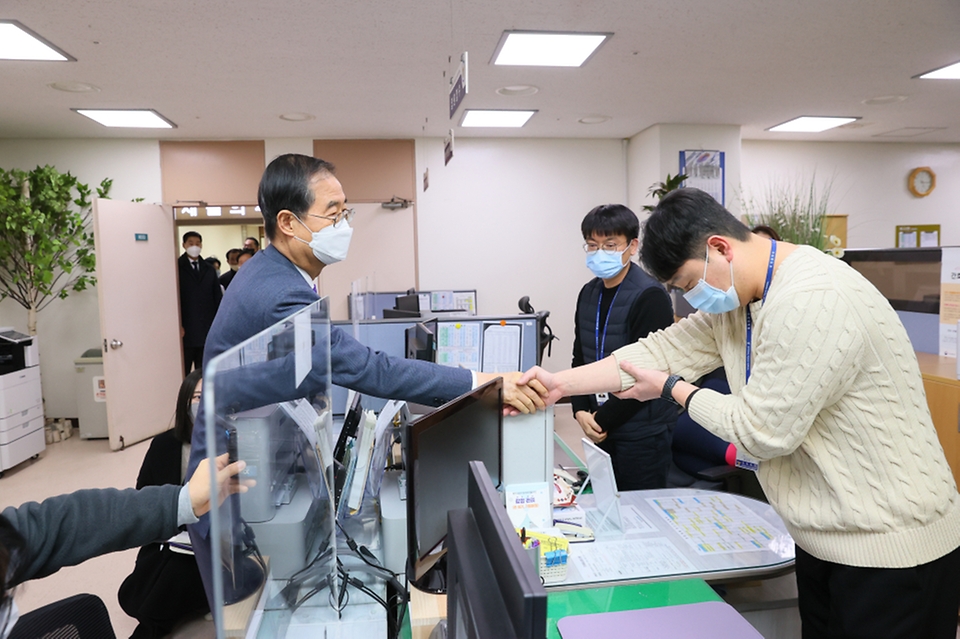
[683,246,739,314]
[586,249,627,280]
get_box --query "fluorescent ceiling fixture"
[0,21,73,61]
[493,31,610,67]
[461,109,536,128]
[917,61,960,79]
[73,109,176,129]
[768,116,859,133]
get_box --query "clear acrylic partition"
[205,298,336,638]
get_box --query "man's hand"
[612,361,669,403]
[574,410,607,443]
[478,371,549,415]
[518,366,565,406]
[187,453,255,517]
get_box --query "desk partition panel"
[206,298,336,638]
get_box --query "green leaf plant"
[0,165,112,334]
[642,172,688,212]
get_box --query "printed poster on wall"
[680,150,724,205]
[939,247,960,357]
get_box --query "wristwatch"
[661,374,682,405]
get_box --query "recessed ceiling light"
[768,116,859,133]
[496,85,539,97]
[279,112,316,122]
[48,81,100,93]
[73,109,176,129]
[916,60,960,80]
[493,31,611,67]
[578,115,611,124]
[0,21,74,61]
[861,95,907,106]
[460,109,536,128]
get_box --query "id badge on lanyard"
[737,239,777,473]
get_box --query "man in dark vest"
[571,204,677,489]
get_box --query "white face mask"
[294,217,353,266]
[185,245,202,259]
[0,597,19,639]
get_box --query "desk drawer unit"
[0,367,42,418]
[0,404,44,473]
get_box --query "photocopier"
[0,328,45,476]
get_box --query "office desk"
[552,488,795,590]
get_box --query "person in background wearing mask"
[242,236,260,252]
[571,204,677,490]
[178,231,222,375]
[219,248,242,290]
[204,255,222,278]
[118,370,207,638]
[186,154,548,609]
[235,247,256,269]
[520,188,960,639]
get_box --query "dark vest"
[576,262,676,437]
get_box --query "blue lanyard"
[745,239,777,383]
[595,287,620,360]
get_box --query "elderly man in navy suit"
[186,154,547,605]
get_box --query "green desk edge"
[400,578,720,639]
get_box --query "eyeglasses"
[305,207,356,226]
[583,241,627,254]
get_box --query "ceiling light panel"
[493,31,610,67]
[461,110,536,128]
[74,109,176,129]
[768,116,859,133]
[0,21,73,61]
[917,61,960,80]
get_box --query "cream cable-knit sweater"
[613,246,960,568]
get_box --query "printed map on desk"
[647,494,778,555]
[570,537,694,582]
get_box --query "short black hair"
[581,204,640,242]
[225,248,241,261]
[751,224,782,242]
[244,236,260,249]
[204,256,221,269]
[238,248,256,259]
[640,188,750,282]
[182,231,202,244]
[174,369,203,445]
[258,154,336,240]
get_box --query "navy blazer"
[186,245,472,477]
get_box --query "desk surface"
[552,488,795,590]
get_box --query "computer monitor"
[405,378,503,592]
[444,460,548,639]
[396,293,421,313]
[405,319,438,362]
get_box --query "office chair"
[9,593,116,639]
[517,296,559,364]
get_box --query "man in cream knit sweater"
[521,188,960,638]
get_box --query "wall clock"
[908,166,936,198]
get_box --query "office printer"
[0,328,38,376]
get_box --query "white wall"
[415,137,628,372]
[0,139,162,418]
[741,140,960,248]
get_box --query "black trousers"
[183,344,204,376]
[598,427,673,491]
[796,544,960,639]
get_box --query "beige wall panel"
[160,140,265,206]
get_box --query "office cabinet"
[0,366,45,475]
[917,352,960,488]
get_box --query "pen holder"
[520,530,568,584]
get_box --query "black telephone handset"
[333,394,363,507]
